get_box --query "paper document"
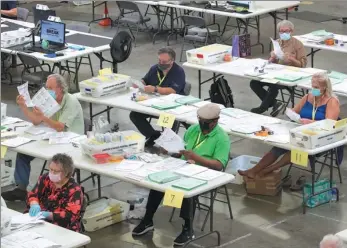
[166,105,196,115]
[1,117,24,126]
[114,160,144,172]
[126,167,154,181]
[31,88,60,118]
[48,132,81,145]
[192,169,225,181]
[266,134,290,144]
[1,137,32,147]
[155,128,185,154]
[149,157,187,172]
[175,164,208,177]
[172,178,207,191]
[221,108,252,119]
[1,230,42,243]
[271,38,284,60]
[17,82,34,107]
[285,108,301,123]
[131,78,145,90]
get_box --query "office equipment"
[40,20,66,50]
[186,44,232,65]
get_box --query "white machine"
[1,103,7,120]
[186,44,232,65]
[81,130,145,158]
[1,29,32,48]
[79,74,130,98]
[290,119,347,149]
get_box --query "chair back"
[32,7,56,26]
[66,23,91,33]
[181,15,206,28]
[116,1,140,13]
[17,53,42,68]
[184,82,192,96]
[17,7,29,21]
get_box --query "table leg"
[209,190,214,232]
[285,8,289,20]
[198,70,202,99]
[311,48,314,67]
[76,169,81,184]
[89,103,93,123]
[75,57,80,91]
[167,7,175,46]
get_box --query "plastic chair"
[179,15,219,61]
[17,7,29,21]
[115,1,151,47]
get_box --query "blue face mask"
[48,90,56,100]
[311,88,321,97]
[279,32,291,41]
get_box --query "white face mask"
[49,172,61,183]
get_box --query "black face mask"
[199,120,211,132]
[158,63,171,71]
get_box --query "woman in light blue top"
[239,73,340,179]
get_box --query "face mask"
[158,63,171,71]
[49,172,61,183]
[279,32,291,41]
[48,90,56,100]
[311,88,321,97]
[199,120,211,132]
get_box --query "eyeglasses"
[49,168,62,174]
[279,30,291,34]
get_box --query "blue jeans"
[14,153,35,189]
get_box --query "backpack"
[209,76,234,108]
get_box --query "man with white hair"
[320,234,345,248]
[250,20,307,117]
[2,74,84,202]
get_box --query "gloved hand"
[41,211,51,219]
[29,204,41,217]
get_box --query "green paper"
[275,74,303,82]
[151,102,182,110]
[310,30,333,37]
[175,95,201,105]
[328,71,347,80]
[1,126,7,130]
[148,171,181,184]
[172,178,207,191]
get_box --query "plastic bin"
[225,155,261,184]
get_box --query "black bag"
[209,76,234,108]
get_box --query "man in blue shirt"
[130,47,186,147]
[1,1,17,19]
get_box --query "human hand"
[16,95,26,107]
[300,118,312,125]
[41,211,51,219]
[283,52,293,63]
[144,85,155,93]
[187,159,196,164]
[180,150,196,160]
[29,203,41,217]
[33,107,44,120]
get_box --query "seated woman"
[26,153,83,232]
[239,72,340,179]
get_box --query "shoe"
[173,226,195,246]
[132,220,154,236]
[145,132,161,147]
[270,102,286,117]
[1,188,27,202]
[250,107,267,114]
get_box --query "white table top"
[2,207,91,248]
[336,229,347,243]
[295,34,347,54]
[1,18,111,63]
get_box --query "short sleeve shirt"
[183,124,231,168]
[1,1,17,19]
[142,62,186,95]
[52,93,84,135]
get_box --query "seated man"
[132,103,231,246]
[2,74,84,201]
[130,47,186,147]
[1,1,17,19]
[27,153,83,232]
[250,20,307,117]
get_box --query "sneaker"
[250,107,267,114]
[1,188,27,202]
[270,102,286,117]
[132,220,154,236]
[173,226,195,246]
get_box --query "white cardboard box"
[290,119,347,149]
[82,198,130,232]
[1,165,15,187]
[186,44,232,65]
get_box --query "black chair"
[17,7,29,21]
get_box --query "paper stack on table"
[1,117,24,126]
[175,164,208,177]
[11,213,45,231]
[155,128,185,154]
[1,137,32,148]
[114,160,144,172]
[192,169,226,181]
[149,157,187,172]
[1,230,60,248]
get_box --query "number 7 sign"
[163,189,184,208]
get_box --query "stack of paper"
[175,164,208,177]
[328,71,347,81]
[2,137,32,148]
[11,213,45,231]
[148,170,180,184]
[192,169,225,181]
[1,117,24,126]
[192,101,225,109]
[166,105,197,115]
[172,178,207,191]
[155,128,185,154]
[221,108,252,119]
[114,160,144,172]
[151,101,181,110]
[47,132,81,145]
[175,95,201,105]
[149,157,187,172]
[1,230,60,248]
[126,167,154,181]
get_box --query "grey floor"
[2,1,347,248]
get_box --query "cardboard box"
[244,169,282,196]
[186,44,232,65]
[82,198,130,232]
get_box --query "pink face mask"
[49,172,61,183]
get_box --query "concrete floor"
[2,1,347,248]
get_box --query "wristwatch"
[154,86,158,93]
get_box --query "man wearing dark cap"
[132,103,231,246]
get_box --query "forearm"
[1,9,17,17]
[157,87,176,95]
[42,116,65,132]
[191,154,223,171]
[20,106,42,125]
[290,58,303,68]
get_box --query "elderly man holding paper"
[2,74,84,202]
[240,73,340,179]
[132,103,230,246]
[250,20,307,117]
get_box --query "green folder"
[275,74,303,82]
[148,171,181,184]
[310,30,333,37]
[175,95,202,105]
[329,77,343,85]
[172,178,207,191]
[328,71,347,81]
[151,102,182,110]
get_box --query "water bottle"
[331,188,337,202]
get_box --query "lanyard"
[192,133,207,150]
[312,97,318,120]
[157,71,166,86]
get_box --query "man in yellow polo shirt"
[132,103,230,246]
[2,74,84,202]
